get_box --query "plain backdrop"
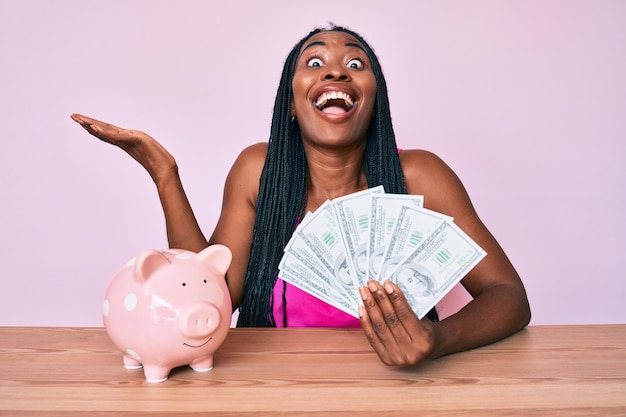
[1,0,624,326]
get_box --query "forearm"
[429,283,531,358]
[155,168,208,252]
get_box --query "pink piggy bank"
[102,245,232,383]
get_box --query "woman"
[72,25,530,366]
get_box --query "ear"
[197,244,232,275]
[290,99,297,118]
[133,250,170,282]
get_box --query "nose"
[178,302,220,338]
[322,63,350,81]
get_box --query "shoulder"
[399,149,460,190]
[223,142,268,204]
[234,142,268,167]
[399,149,473,216]
[399,149,449,175]
[228,142,267,180]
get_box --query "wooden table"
[0,325,625,416]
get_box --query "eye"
[203,279,207,284]
[182,282,187,287]
[307,57,323,67]
[347,59,364,69]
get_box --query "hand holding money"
[278,187,486,319]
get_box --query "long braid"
[237,26,437,327]
[237,30,318,327]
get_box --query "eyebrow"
[299,40,366,56]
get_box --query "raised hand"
[71,113,209,252]
[70,113,177,184]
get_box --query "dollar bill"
[283,226,360,309]
[291,200,360,307]
[278,252,358,317]
[378,206,452,282]
[278,189,487,321]
[332,185,385,288]
[367,194,425,282]
[385,220,487,319]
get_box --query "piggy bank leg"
[123,355,143,370]
[143,365,171,383]
[190,355,214,373]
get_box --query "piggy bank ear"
[133,250,170,282]
[197,244,232,275]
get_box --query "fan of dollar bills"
[278,185,486,319]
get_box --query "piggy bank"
[102,245,232,382]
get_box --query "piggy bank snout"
[178,302,221,339]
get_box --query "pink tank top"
[272,278,360,327]
[272,150,403,327]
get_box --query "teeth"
[315,91,354,109]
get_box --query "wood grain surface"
[1,325,625,416]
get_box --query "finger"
[370,280,418,355]
[385,281,438,363]
[368,280,405,333]
[381,281,421,344]
[70,114,111,137]
[358,286,393,364]
[76,122,115,143]
[361,281,407,363]
[71,114,141,146]
[70,113,88,124]
[71,114,123,135]
[70,113,106,128]
[71,113,108,126]
[383,281,421,325]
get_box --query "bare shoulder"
[215,142,267,234]
[233,142,268,171]
[399,149,452,179]
[225,142,268,200]
[399,149,470,215]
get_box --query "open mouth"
[314,91,355,114]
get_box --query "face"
[291,31,377,147]
[395,264,433,297]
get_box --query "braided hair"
[236,25,439,327]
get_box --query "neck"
[304,144,368,211]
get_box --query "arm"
[359,149,530,365]
[70,114,208,252]
[208,143,267,309]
